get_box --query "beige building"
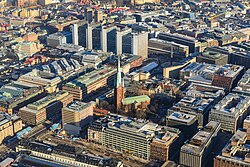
[13,41,43,60]
[62,101,94,127]
[150,129,181,162]
[38,0,55,6]
[20,91,73,125]
[0,0,7,7]
[18,69,61,93]
[214,129,250,167]
[243,116,250,140]
[132,31,148,59]
[0,114,22,144]
[163,56,196,79]
[134,0,160,5]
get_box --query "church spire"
[116,55,122,87]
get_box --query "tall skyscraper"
[84,8,93,24]
[94,10,103,23]
[86,24,92,50]
[72,24,78,45]
[102,25,117,53]
[116,28,132,55]
[132,31,148,59]
[114,55,124,112]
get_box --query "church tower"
[114,55,124,112]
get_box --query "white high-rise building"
[86,24,93,50]
[132,31,148,59]
[72,24,79,45]
[116,28,132,55]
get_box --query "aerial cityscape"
[0,0,250,167]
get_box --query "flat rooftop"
[26,91,69,111]
[200,51,227,59]
[19,69,61,82]
[218,129,250,165]
[96,114,180,139]
[212,93,250,114]
[181,62,244,81]
[233,69,250,94]
[181,121,220,154]
[167,112,197,124]
[0,113,20,126]
[185,83,225,99]
[65,101,94,112]
[0,81,41,104]
[65,66,116,88]
[173,96,214,112]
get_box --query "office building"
[72,51,102,69]
[18,69,61,93]
[84,8,93,24]
[150,127,184,162]
[244,116,250,140]
[16,141,123,167]
[168,96,215,127]
[78,23,88,48]
[166,112,198,139]
[243,115,250,130]
[229,52,250,69]
[102,25,117,53]
[20,91,73,125]
[92,25,102,50]
[62,101,94,135]
[88,114,182,161]
[72,24,78,46]
[94,10,103,23]
[180,62,244,90]
[116,27,132,55]
[197,51,228,65]
[148,38,189,58]
[85,24,92,50]
[0,81,45,115]
[47,32,67,47]
[132,31,148,59]
[214,129,250,167]
[185,83,225,103]
[209,93,250,133]
[233,69,250,96]
[134,0,160,5]
[88,119,104,144]
[0,113,22,144]
[13,41,43,59]
[158,32,201,53]
[180,121,221,167]
[211,65,244,90]
[63,66,116,100]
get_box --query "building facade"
[214,130,250,167]
[180,121,221,167]
[0,114,22,144]
[20,91,73,125]
[209,93,250,133]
